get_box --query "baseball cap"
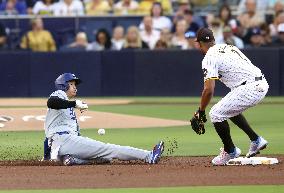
[195,28,215,42]
[277,23,284,33]
[248,27,261,36]
[185,31,196,39]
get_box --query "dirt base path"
[0,156,283,190]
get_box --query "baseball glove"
[190,109,207,135]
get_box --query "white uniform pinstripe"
[202,44,269,123]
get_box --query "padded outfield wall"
[0,48,283,97]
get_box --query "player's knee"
[209,108,219,123]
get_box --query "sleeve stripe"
[204,77,219,81]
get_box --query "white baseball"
[0,123,4,128]
[98,128,105,135]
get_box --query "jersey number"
[231,49,248,62]
[69,108,76,120]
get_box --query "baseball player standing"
[189,28,269,165]
[44,73,164,165]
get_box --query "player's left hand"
[75,100,88,112]
[190,108,207,135]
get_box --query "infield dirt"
[0,156,283,189]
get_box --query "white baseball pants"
[209,78,269,123]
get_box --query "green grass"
[0,97,283,160]
[1,186,284,193]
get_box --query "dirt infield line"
[0,108,187,131]
[0,98,133,107]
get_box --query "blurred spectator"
[26,0,37,14]
[123,26,149,49]
[218,4,238,32]
[20,17,56,51]
[0,22,7,50]
[33,0,55,15]
[139,16,160,49]
[270,23,284,46]
[206,14,223,40]
[154,39,168,49]
[183,9,199,32]
[111,26,125,50]
[171,19,188,49]
[177,0,191,13]
[60,32,88,51]
[216,25,244,49]
[138,0,172,15]
[85,0,111,15]
[272,1,284,14]
[260,23,272,45]
[139,2,172,31]
[191,0,218,7]
[159,28,172,47]
[0,0,27,15]
[184,30,198,49]
[113,0,139,15]
[172,8,203,33]
[269,11,284,37]
[53,0,84,16]
[237,0,269,16]
[245,27,266,47]
[237,0,265,30]
[87,28,115,51]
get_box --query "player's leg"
[210,79,269,161]
[213,121,235,154]
[43,137,51,160]
[230,113,268,158]
[230,114,258,141]
[58,135,163,164]
[210,101,241,165]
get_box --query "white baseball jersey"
[202,44,263,89]
[44,90,79,138]
[203,44,269,123]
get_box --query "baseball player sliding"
[189,28,269,165]
[43,73,164,165]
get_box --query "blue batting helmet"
[55,73,81,91]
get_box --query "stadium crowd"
[0,0,283,51]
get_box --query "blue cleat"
[149,141,164,164]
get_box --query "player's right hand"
[75,100,88,110]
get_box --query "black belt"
[240,76,263,86]
[56,131,70,135]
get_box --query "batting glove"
[75,100,88,110]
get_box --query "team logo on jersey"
[202,68,208,77]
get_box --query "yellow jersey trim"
[204,77,219,82]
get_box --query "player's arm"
[47,96,88,110]
[47,96,76,109]
[200,79,215,111]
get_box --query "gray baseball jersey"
[44,90,152,164]
[44,90,79,138]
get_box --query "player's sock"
[213,121,235,153]
[230,114,258,141]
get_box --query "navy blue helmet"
[55,73,81,91]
